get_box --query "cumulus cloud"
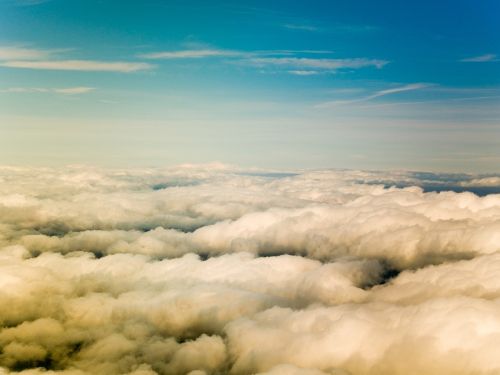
[459,176,500,187]
[1,165,500,374]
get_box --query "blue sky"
[0,0,499,171]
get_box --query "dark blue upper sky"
[1,0,499,171]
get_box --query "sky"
[0,0,499,171]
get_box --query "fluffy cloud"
[1,165,500,374]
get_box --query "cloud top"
[1,165,500,374]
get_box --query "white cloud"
[461,54,498,62]
[283,24,319,32]
[137,48,386,76]
[1,86,95,95]
[52,86,95,94]
[139,49,332,60]
[0,46,49,60]
[0,59,154,72]
[316,83,429,108]
[1,165,500,374]
[288,70,320,75]
[248,57,388,71]
[459,176,500,187]
[139,49,243,59]
[0,44,154,73]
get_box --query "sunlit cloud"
[0,44,154,72]
[0,86,95,94]
[1,165,500,374]
[0,46,50,60]
[0,59,154,72]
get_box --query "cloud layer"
[1,165,500,374]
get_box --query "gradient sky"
[1,0,499,171]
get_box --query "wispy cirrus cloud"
[0,86,95,94]
[248,57,389,71]
[139,46,387,76]
[0,45,154,72]
[461,54,498,62]
[0,46,50,60]
[139,48,332,60]
[139,49,243,59]
[288,70,320,76]
[316,83,429,108]
[283,22,378,33]
[283,24,319,32]
[0,59,153,72]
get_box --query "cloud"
[0,45,154,73]
[0,46,49,60]
[283,24,319,32]
[248,57,389,71]
[0,86,95,95]
[288,70,320,76]
[458,176,500,187]
[461,54,498,62]
[316,83,429,108]
[52,87,95,94]
[0,60,154,72]
[1,165,500,374]
[137,47,386,76]
[139,49,333,60]
[139,49,243,59]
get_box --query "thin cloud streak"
[139,48,334,59]
[0,60,154,72]
[0,46,50,60]
[0,86,95,94]
[244,57,388,77]
[461,54,498,62]
[283,24,319,32]
[288,70,320,75]
[139,49,243,59]
[248,57,388,70]
[316,83,429,108]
